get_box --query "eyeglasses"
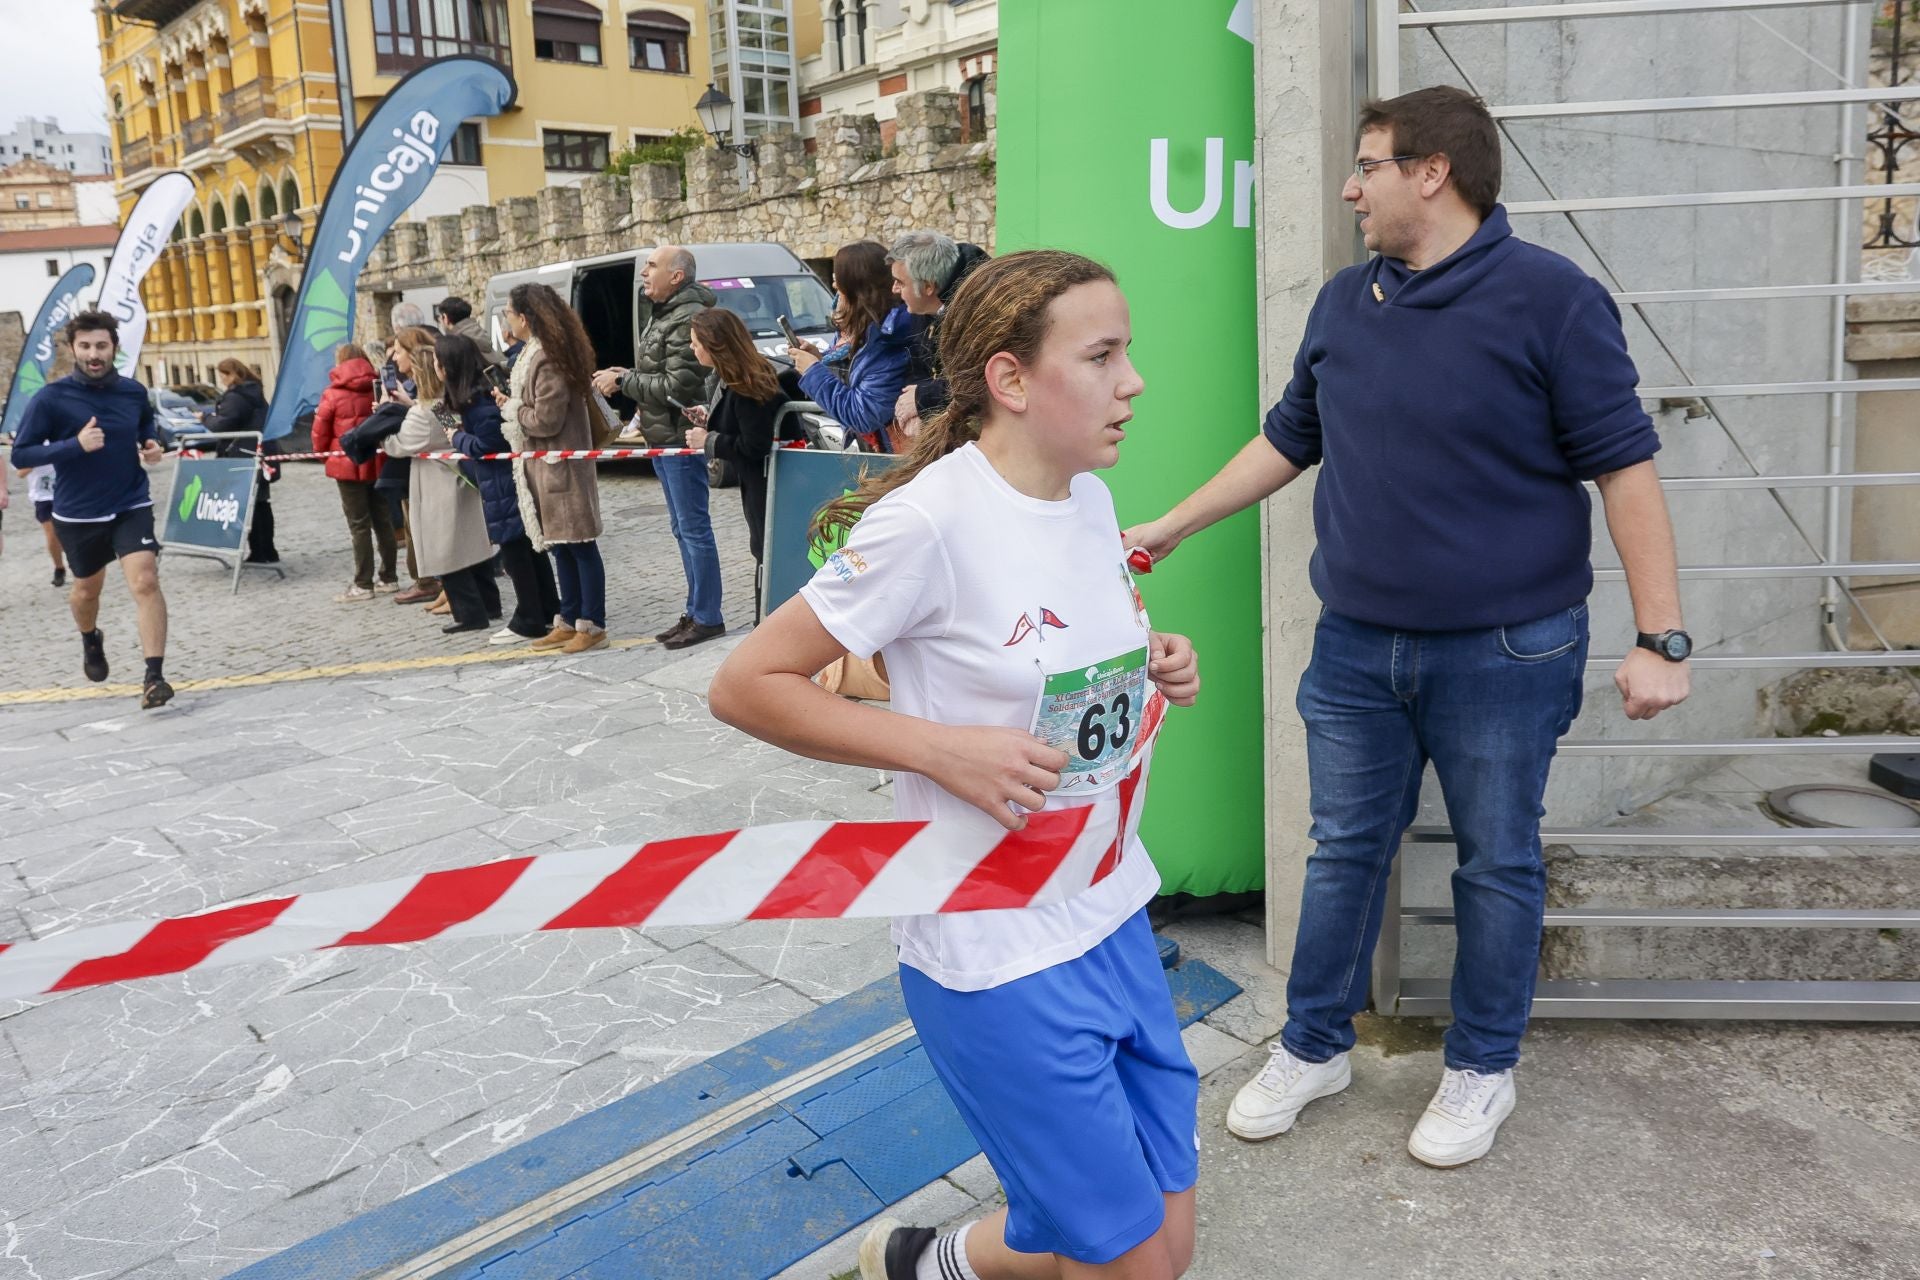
[1353,154,1424,181]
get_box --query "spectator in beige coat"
[494,283,607,653]
[384,325,497,634]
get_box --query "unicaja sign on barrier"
[161,434,267,594]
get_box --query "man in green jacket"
[594,245,725,646]
[595,246,716,447]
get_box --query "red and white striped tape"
[0,698,1165,1002]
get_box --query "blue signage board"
[760,448,898,617]
[162,457,258,556]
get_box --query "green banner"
[998,1,1264,895]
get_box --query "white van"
[482,241,838,376]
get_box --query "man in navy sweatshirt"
[10,309,175,708]
[1127,87,1690,1168]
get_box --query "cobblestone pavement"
[0,457,762,696]
[0,590,902,1275]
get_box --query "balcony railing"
[182,116,214,155]
[220,78,283,130]
[120,136,155,176]
[373,0,512,75]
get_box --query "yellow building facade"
[100,0,343,388]
[100,1,824,391]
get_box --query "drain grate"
[1764,784,1920,830]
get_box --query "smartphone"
[665,395,689,414]
[483,363,509,395]
[777,314,800,346]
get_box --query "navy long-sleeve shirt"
[1263,205,1659,631]
[9,372,157,521]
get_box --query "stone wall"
[0,312,23,412]
[354,90,992,339]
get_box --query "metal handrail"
[1592,562,1920,580]
[1509,182,1920,215]
[1587,652,1920,669]
[1400,0,1870,27]
[1555,736,1915,756]
[1614,281,1920,304]
[1613,472,1920,491]
[1639,378,1920,396]
[1405,828,1919,845]
[1494,85,1920,119]
[1405,907,1920,927]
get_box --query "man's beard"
[77,357,114,385]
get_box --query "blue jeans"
[655,454,722,627]
[1280,605,1588,1073]
[551,541,605,629]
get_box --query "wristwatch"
[1636,629,1693,662]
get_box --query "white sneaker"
[1227,1043,1351,1140]
[334,585,374,603]
[616,423,643,443]
[488,626,524,646]
[1407,1067,1516,1168]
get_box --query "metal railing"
[120,136,155,175]
[182,116,214,156]
[220,77,282,129]
[1367,0,1919,1021]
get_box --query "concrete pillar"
[227,227,259,339]
[1255,0,1361,967]
[186,240,213,343]
[203,233,234,340]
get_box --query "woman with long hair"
[439,331,561,643]
[494,283,607,653]
[312,342,397,601]
[209,357,278,563]
[382,326,497,633]
[713,251,1202,1280]
[685,307,797,587]
[790,240,913,451]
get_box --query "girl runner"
[711,250,1202,1280]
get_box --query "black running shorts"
[52,505,160,579]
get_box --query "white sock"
[914,1219,982,1280]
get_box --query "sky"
[0,0,111,137]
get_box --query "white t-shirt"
[27,465,54,504]
[800,443,1160,991]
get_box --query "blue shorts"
[900,909,1199,1264]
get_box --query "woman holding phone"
[684,308,799,586]
[789,240,914,452]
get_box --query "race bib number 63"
[1030,647,1150,794]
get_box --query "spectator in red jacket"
[312,343,398,601]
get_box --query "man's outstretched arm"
[1123,435,1303,563]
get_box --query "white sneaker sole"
[1226,1057,1352,1141]
[1406,1089,1516,1168]
[856,1217,904,1280]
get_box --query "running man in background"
[22,465,67,586]
[9,310,175,707]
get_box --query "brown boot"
[561,627,609,654]
[530,624,577,651]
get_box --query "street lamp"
[695,83,757,161]
[277,209,304,260]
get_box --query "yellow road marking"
[0,637,659,707]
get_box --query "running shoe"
[81,630,109,683]
[857,1218,937,1280]
[52,567,67,588]
[335,585,375,603]
[372,579,401,595]
[140,676,174,710]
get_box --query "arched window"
[188,207,205,236]
[828,1,845,72]
[257,180,278,221]
[209,197,227,233]
[533,0,603,64]
[233,190,251,225]
[627,8,688,73]
[279,176,299,214]
[171,219,185,243]
[112,93,128,149]
[965,77,987,140]
[852,1,868,67]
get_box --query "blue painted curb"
[241,958,1242,1280]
